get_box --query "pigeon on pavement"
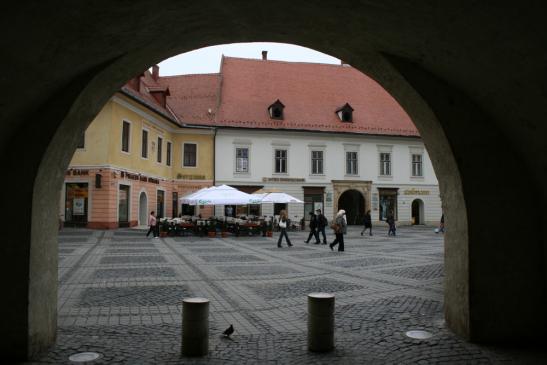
[223,324,234,337]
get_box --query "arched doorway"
[411,199,424,225]
[337,189,365,225]
[138,191,148,226]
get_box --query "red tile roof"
[125,57,419,137]
[213,57,418,136]
[159,73,220,124]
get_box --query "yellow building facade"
[62,92,214,228]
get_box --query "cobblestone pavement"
[29,226,546,364]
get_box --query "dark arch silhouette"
[338,190,365,225]
[1,2,546,360]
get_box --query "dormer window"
[268,99,285,120]
[336,103,354,122]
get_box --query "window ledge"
[378,175,393,180]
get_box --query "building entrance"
[139,192,148,226]
[337,189,365,225]
[411,199,424,225]
[118,185,130,227]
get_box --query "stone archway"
[3,3,546,360]
[332,181,371,223]
[338,189,365,225]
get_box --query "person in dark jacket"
[316,209,328,244]
[386,213,396,236]
[329,209,347,252]
[305,211,320,244]
[361,210,372,236]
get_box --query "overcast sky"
[158,42,340,76]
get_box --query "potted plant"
[221,220,229,238]
[159,218,169,237]
[207,220,217,238]
[266,219,273,237]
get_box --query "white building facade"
[215,128,441,225]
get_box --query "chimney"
[130,72,144,92]
[152,65,159,81]
[261,50,268,60]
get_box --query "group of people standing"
[277,208,350,251]
[278,208,399,252]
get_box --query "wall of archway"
[1,2,545,360]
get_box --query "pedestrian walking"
[277,210,293,247]
[361,210,373,236]
[316,209,328,244]
[386,213,396,236]
[304,211,320,244]
[436,214,445,233]
[146,211,158,238]
[329,209,347,252]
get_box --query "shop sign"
[403,188,430,195]
[66,169,88,176]
[262,177,305,182]
[73,198,85,215]
[120,171,160,184]
[177,174,206,180]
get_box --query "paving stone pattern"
[93,267,177,279]
[198,254,265,263]
[77,285,191,307]
[37,226,543,364]
[100,255,166,264]
[380,263,444,280]
[327,256,406,268]
[248,277,364,300]
[216,265,301,276]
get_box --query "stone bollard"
[308,292,335,352]
[182,297,209,356]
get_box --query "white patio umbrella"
[254,192,303,204]
[179,186,214,204]
[180,184,262,206]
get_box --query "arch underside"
[1,1,545,360]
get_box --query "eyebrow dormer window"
[268,99,285,120]
[336,103,354,122]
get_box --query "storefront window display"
[379,188,398,221]
[65,183,88,226]
[119,184,130,227]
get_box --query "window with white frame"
[121,121,130,153]
[141,129,148,158]
[412,153,423,177]
[166,141,172,166]
[346,151,358,175]
[274,149,287,173]
[235,147,249,173]
[311,150,324,175]
[380,152,391,176]
[183,143,197,167]
[157,137,163,163]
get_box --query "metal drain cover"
[405,330,433,339]
[69,352,102,362]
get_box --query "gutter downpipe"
[213,127,217,186]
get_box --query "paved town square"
[33,227,538,364]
